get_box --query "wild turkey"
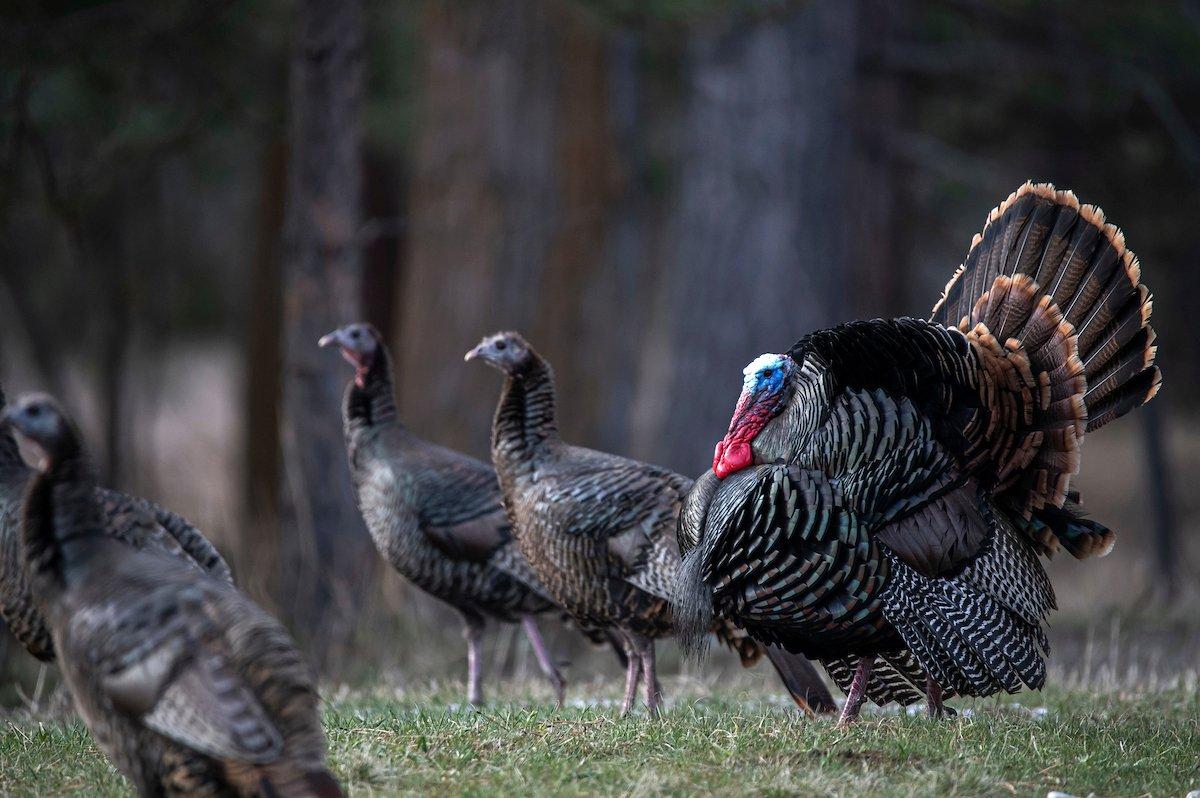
[467,331,835,716]
[4,394,342,797]
[320,322,615,706]
[0,385,231,663]
[676,182,1160,723]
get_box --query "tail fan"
[930,182,1159,549]
[761,644,837,714]
[1016,492,1114,559]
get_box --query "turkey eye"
[762,370,773,379]
[27,406,40,417]
[495,340,507,351]
[350,330,360,339]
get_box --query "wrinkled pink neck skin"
[712,391,774,478]
[342,347,376,388]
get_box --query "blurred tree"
[889,0,1198,599]
[0,1,237,485]
[399,0,904,477]
[632,0,904,472]
[242,137,287,601]
[396,0,643,459]
[277,0,373,667]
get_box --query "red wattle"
[713,439,753,478]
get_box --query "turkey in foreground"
[321,322,609,706]
[676,182,1160,723]
[467,331,835,716]
[0,385,232,663]
[4,394,342,797]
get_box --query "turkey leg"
[463,617,486,707]
[638,637,664,718]
[521,615,566,707]
[926,675,947,718]
[619,634,643,716]
[837,655,875,726]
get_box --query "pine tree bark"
[279,0,369,667]
[242,138,286,603]
[397,0,637,457]
[632,1,901,473]
[401,0,901,479]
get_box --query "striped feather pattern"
[341,335,560,624]
[931,181,1159,546]
[0,388,231,663]
[677,464,894,661]
[485,336,832,709]
[824,650,941,708]
[491,349,728,637]
[678,461,1054,706]
[676,182,1158,711]
[16,400,339,797]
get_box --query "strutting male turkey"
[675,182,1161,723]
[0,384,231,663]
[321,323,612,706]
[467,332,835,716]
[4,394,342,797]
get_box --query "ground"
[1,681,1197,797]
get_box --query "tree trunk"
[279,0,368,669]
[632,0,901,473]
[361,148,405,335]
[397,0,636,457]
[242,138,287,601]
[1140,401,1179,601]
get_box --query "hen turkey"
[467,331,835,716]
[676,182,1160,723]
[0,385,231,662]
[4,394,341,797]
[321,322,614,706]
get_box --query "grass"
[1,682,1198,797]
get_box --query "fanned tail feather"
[1016,492,1114,559]
[931,182,1159,555]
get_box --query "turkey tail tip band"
[931,180,1159,546]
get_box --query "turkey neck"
[345,347,401,438]
[491,355,559,480]
[753,380,808,463]
[752,368,831,467]
[22,435,106,592]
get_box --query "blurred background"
[1,0,1197,699]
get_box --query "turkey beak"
[464,344,485,363]
[318,330,342,349]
